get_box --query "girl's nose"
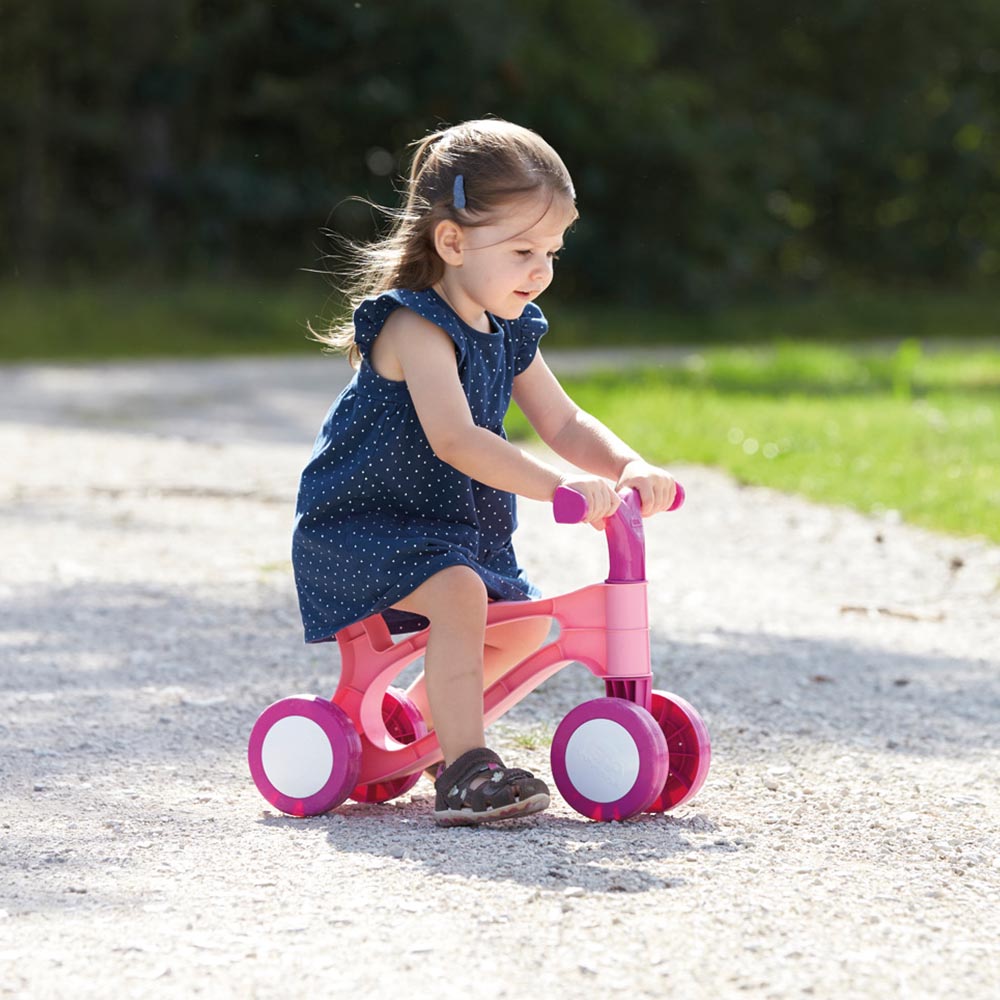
[531,257,553,282]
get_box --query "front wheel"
[248,695,361,817]
[645,691,711,812]
[550,698,669,821]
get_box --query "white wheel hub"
[261,715,334,798]
[564,718,640,802]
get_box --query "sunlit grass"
[508,342,1000,542]
[543,289,1000,347]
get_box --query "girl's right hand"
[557,475,621,530]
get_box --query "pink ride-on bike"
[248,484,711,822]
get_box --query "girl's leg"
[392,566,489,765]
[483,617,553,689]
[394,567,551,824]
[403,616,552,731]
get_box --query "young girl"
[293,119,677,826]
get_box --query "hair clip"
[453,174,466,210]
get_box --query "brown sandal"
[433,748,550,826]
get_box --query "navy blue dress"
[292,288,548,643]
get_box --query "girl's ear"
[433,220,464,266]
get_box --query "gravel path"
[1,356,999,999]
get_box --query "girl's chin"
[493,297,532,320]
[494,306,525,321]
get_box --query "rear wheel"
[645,691,711,812]
[350,688,428,803]
[550,698,669,821]
[248,695,361,817]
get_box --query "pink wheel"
[248,695,361,817]
[350,687,428,804]
[645,690,711,812]
[551,698,669,821]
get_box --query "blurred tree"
[1,0,997,300]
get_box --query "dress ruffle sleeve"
[353,290,469,369]
[512,302,549,375]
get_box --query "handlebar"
[551,481,684,582]
[553,482,685,524]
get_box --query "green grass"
[544,288,1000,348]
[2,281,999,360]
[507,341,1000,543]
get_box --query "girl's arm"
[387,309,620,526]
[512,350,677,516]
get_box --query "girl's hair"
[312,118,576,365]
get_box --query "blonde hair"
[312,119,576,366]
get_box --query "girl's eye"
[515,249,561,260]
[514,250,559,261]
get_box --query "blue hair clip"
[453,174,466,210]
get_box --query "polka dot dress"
[292,287,548,643]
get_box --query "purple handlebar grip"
[553,482,685,522]
[553,485,589,523]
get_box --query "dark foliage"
[2,0,998,302]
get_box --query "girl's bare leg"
[391,566,490,765]
[403,614,552,731]
[394,570,552,761]
[484,616,553,687]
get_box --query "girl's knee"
[417,565,487,616]
[436,564,487,595]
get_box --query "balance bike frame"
[331,484,679,788]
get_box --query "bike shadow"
[258,796,737,894]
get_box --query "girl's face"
[441,192,577,322]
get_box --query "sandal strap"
[466,766,543,811]
[434,748,547,813]
[435,748,504,806]
[492,767,532,782]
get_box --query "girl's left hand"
[615,459,677,517]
